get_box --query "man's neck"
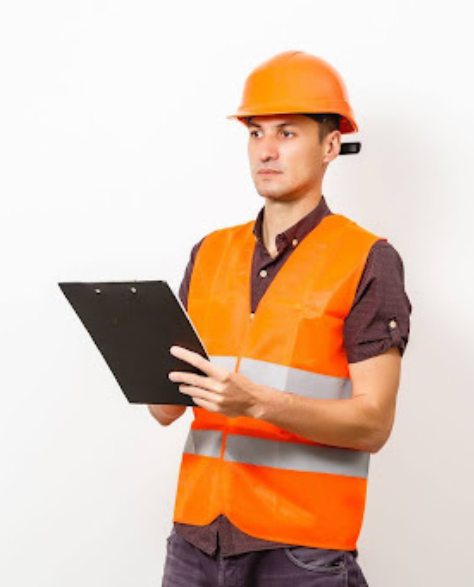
[262,192,323,257]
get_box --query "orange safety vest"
[172,213,386,551]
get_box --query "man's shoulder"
[326,213,387,256]
[187,219,255,269]
[201,219,255,244]
[333,213,384,240]
[341,216,404,265]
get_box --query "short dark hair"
[242,113,341,144]
[302,113,341,143]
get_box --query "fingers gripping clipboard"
[58,280,208,405]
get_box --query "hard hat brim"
[227,107,358,134]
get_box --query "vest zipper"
[235,311,255,373]
[220,310,255,518]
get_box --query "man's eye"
[282,130,294,138]
[250,130,262,138]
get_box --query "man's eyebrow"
[248,121,298,129]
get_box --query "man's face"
[247,114,333,202]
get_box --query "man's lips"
[257,169,283,175]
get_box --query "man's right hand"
[147,404,187,426]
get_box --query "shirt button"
[292,238,298,247]
[259,269,268,278]
[250,312,255,320]
[389,319,397,329]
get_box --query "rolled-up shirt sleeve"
[344,239,412,363]
[178,237,205,310]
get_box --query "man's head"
[228,51,357,202]
[244,113,341,201]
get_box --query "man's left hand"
[168,346,263,418]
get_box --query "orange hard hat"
[228,51,358,134]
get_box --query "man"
[149,51,411,586]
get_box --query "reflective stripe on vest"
[210,355,353,400]
[183,429,223,459]
[184,429,369,479]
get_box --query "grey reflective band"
[225,434,369,479]
[209,355,238,371]
[183,429,369,479]
[210,355,352,400]
[183,429,222,458]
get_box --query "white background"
[1,1,473,585]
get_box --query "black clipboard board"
[58,280,208,405]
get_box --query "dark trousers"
[161,529,369,586]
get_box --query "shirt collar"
[252,195,332,253]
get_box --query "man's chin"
[255,188,290,200]
[254,181,286,198]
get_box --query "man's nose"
[258,136,279,162]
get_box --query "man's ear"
[323,131,341,163]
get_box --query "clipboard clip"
[94,286,138,294]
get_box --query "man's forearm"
[250,385,388,453]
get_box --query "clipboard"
[58,280,208,405]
